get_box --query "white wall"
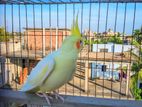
[92,44,137,53]
[0,42,21,54]
[90,61,129,80]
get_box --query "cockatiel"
[20,16,82,105]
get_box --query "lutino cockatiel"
[20,16,82,105]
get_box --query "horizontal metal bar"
[0,0,142,4]
[0,89,142,107]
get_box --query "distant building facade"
[24,28,71,51]
[92,44,138,55]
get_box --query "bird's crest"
[71,14,81,37]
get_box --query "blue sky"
[0,3,142,35]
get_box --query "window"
[139,83,142,89]
[102,65,107,72]
[100,48,108,52]
[22,59,26,68]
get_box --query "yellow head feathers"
[71,14,81,37]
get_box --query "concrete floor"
[58,71,133,100]
[4,70,133,100]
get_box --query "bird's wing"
[20,55,55,92]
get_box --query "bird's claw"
[36,93,52,106]
[36,92,64,106]
[53,91,64,103]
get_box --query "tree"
[0,27,12,42]
[108,35,123,44]
[133,27,142,44]
[130,27,142,100]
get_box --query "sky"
[0,3,142,35]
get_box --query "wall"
[92,44,137,53]
[25,29,71,51]
[0,42,21,54]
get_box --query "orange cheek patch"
[76,41,80,49]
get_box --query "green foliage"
[84,40,90,45]
[131,62,142,73]
[130,27,142,100]
[83,32,123,45]
[122,66,127,73]
[131,39,140,47]
[133,27,142,44]
[108,35,123,44]
[134,88,142,100]
[130,73,142,100]
[131,65,142,100]
[0,27,12,42]
[99,39,108,44]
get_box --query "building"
[92,44,138,55]
[80,45,137,81]
[24,28,71,51]
[0,38,22,55]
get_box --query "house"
[24,28,71,51]
[0,38,21,54]
[123,35,133,45]
[92,44,138,78]
[91,63,119,80]
[79,45,137,80]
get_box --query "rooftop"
[78,51,136,63]
[24,28,71,31]
[1,49,136,62]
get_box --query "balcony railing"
[0,89,142,107]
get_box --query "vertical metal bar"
[41,4,45,57]
[85,61,89,95]
[95,2,101,97]
[88,1,92,96]
[43,27,46,56]
[119,3,127,99]
[111,2,118,98]
[11,4,17,90]
[25,4,30,79]
[80,2,83,96]
[56,4,58,51]
[3,4,7,87]
[73,3,75,96]
[49,4,52,53]
[33,4,36,59]
[18,4,23,91]
[56,4,59,94]
[102,2,109,98]
[15,5,19,91]
[127,2,136,99]
[64,3,67,95]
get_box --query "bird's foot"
[53,91,64,103]
[36,93,53,106]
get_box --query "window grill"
[0,0,142,104]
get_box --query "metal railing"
[0,89,142,107]
[1,0,142,4]
[0,0,142,103]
